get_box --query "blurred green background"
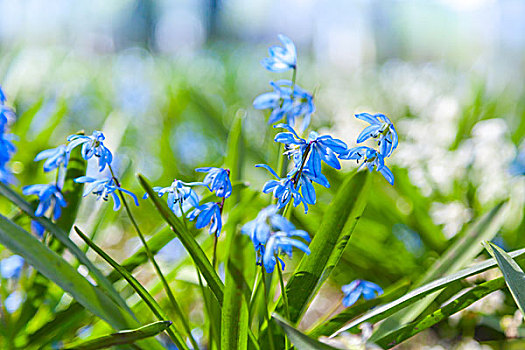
[1,0,525,348]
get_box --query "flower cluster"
[148,167,232,237]
[242,205,310,273]
[341,279,383,307]
[0,85,16,184]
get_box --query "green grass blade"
[374,277,506,348]
[484,242,525,316]
[74,226,189,350]
[279,171,370,323]
[331,246,525,337]
[63,320,172,350]
[0,215,135,330]
[138,173,224,305]
[370,201,507,341]
[0,183,129,312]
[272,314,338,350]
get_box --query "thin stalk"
[261,266,276,350]
[108,165,199,350]
[276,258,290,350]
[213,196,226,269]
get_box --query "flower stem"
[108,165,199,349]
[276,258,290,350]
[261,265,276,350]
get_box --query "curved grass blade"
[0,183,128,311]
[484,242,525,316]
[272,314,338,350]
[331,246,525,337]
[138,173,224,305]
[0,215,138,331]
[74,226,189,350]
[279,171,370,323]
[375,277,506,348]
[370,201,507,341]
[63,320,172,350]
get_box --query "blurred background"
[1,0,525,348]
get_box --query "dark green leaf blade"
[272,314,338,350]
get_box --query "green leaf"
[279,171,370,323]
[0,215,137,331]
[484,242,525,316]
[272,314,338,350]
[370,201,507,341]
[374,277,506,348]
[138,173,224,305]
[63,320,172,350]
[332,246,525,337]
[74,226,188,350]
[0,183,128,312]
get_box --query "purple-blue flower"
[355,113,398,157]
[0,255,24,279]
[34,145,69,172]
[253,80,314,130]
[144,179,200,216]
[0,105,15,131]
[187,202,222,236]
[5,291,24,314]
[342,280,383,307]
[0,85,6,104]
[67,131,113,171]
[196,167,232,198]
[75,176,139,211]
[339,146,394,185]
[22,184,67,220]
[0,134,16,165]
[242,205,310,273]
[261,34,297,73]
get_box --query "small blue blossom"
[22,184,67,220]
[75,176,139,211]
[0,105,15,131]
[0,165,15,184]
[355,113,398,157]
[0,255,24,279]
[187,202,222,236]
[0,133,16,165]
[5,291,24,314]
[342,280,383,307]
[242,205,310,273]
[510,148,525,176]
[34,145,69,172]
[339,146,394,185]
[144,179,200,216]
[31,220,45,238]
[274,124,347,178]
[0,85,6,104]
[257,164,309,212]
[67,131,113,171]
[196,167,232,198]
[261,34,297,73]
[253,80,315,130]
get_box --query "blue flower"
[22,184,67,220]
[0,255,24,279]
[34,145,69,172]
[0,165,15,184]
[0,105,15,131]
[144,179,200,216]
[242,205,310,273]
[0,133,16,165]
[75,176,139,211]
[355,113,398,157]
[5,291,24,314]
[510,148,525,176]
[274,124,347,178]
[342,280,383,307]
[196,167,232,198]
[0,85,6,104]
[253,80,315,130]
[339,146,394,185]
[261,34,297,73]
[67,131,113,171]
[187,202,222,236]
[257,164,309,212]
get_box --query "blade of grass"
[272,314,338,350]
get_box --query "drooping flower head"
[0,255,24,279]
[196,167,232,198]
[253,80,315,131]
[144,179,200,216]
[75,176,139,211]
[339,146,394,185]
[242,205,310,273]
[261,34,297,73]
[34,145,69,172]
[187,202,222,236]
[355,113,398,157]
[22,184,67,220]
[67,131,113,171]
[342,280,383,307]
